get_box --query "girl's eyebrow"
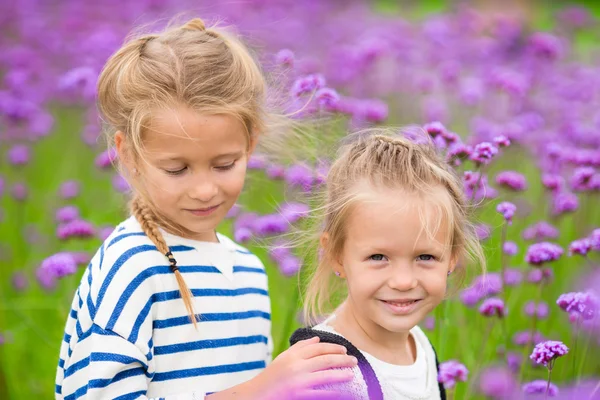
[213,151,244,160]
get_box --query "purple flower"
[479,366,517,399]
[522,221,559,241]
[278,255,302,277]
[590,229,600,250]
[11,271,28,292]
[275,49,294,67]
[542,174,564,192]
[7,144,30,166]
[59,180,80,199]
[315,88,340,110]
[279,202,310,224]
[522,380,559,397]
[285,163,314,192]
[94,148,117,169]
[557,292,598,320]
[291,74,326,97]
[58,66,98,101]
[253,214,290,236]
[513,331,544,346]
[57,219,95,240]
[503,268,523,286]
[460,287,483,307]
[496,171,527,191]
[525,242,563,266]
[475,224,491,241]
[225,204,241,219]
[479,298,507,318]
[497,201,517,224]
[570,167,595,191]
[98,226,115,241]
[268,241,292,263]
[438,360,469,389]
[470,142,498,166]
[355,99,388,122]
[69,251,90,266]
[524,301,549,319]
[503,241,518,256]
[530,341,569,368]
[55,206,80,223]
[247,154,267,170]
[234,227,252,243]
[527,268,554,284]
[266,164,285,180]
[424,121,446,138]
[557,6,591,29]
[506,352,523,373]
[528,32,563,60]
[11,182,27,201]
[36,252,77,289]
[569,238,592,256]
[552,191,578,216]
[112,174,130,193]
[493,135,511,148]
[422,316,435,331]
[447,143,472,166]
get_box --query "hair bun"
[182,18,206,32]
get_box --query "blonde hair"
[97,17,270,328]
[303,128,486,324]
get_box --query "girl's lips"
[380,299,422,315]
[186,204,221,216]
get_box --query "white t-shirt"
[314,315,440,400]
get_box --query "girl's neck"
[331,301,417,365]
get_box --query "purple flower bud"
[479,366,517,399]
[475,224,491,241]
[93,225,112,241]
[438,360,469,389]
[542,174,564,192]
[522,380,559,397]
[285,163,314,192]
[36,252,77,289]
[527,267,554,284]
[291,74,326,97]
[69,251,90,266]
[497,201,517,224]
[279,202,310,224]
[503,268,523,286]
[234,227,252,243]
[530,340,569,368]
[423,316,435,331]
[524,301,549,319]
[59,180,80,199]
[55,206,80,223]
[470,142,498,166]
[493,135,511,148]
[315,88,340,110]
[423,121,446,138]
[7,144,30,166]
[503,241,518,256]
[479,297,507,318]
[569,238,592,256]
[247,154,267,170]
[528,32,563,60]
[57,219,95,240]
[447,143,472,166]
[557,291,598,320]
[506,352,522,373]
[558,6,591,29]
[460,287,483,307]
[11,271,28,292]
[278,255,301,277]
[94,148,117,169]
[265,164,285,180]
[11,182,27,201]
[496,171,527,191]
[552,191,578,216]
[225,204,241,219]
[590,229,600,250]
[525,242,563,266]
[522,221,559,241]
[253,214,290,237]
[275,49,294,67]
[268,241,291,263]
[513,330,544,346]
[356,99,388,122]
[112,174,130,193]
[570,167,595,192]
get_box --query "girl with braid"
[56,18,356,400]
[290,130,486,400]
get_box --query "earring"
[334,271,341,277]
[447,271,452,276]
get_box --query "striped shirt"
[56,216,272,400]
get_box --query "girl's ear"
[321,232,345,278]
[248,135,258,155]
[115,131,136,176]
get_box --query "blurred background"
[1,0,600,398]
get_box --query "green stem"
[464,320,494,399]
[545,367,553,400]
[519,282,544,381]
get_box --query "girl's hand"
[210,336,356,400]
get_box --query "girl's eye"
[165,167,187,176]
[417,254,436,262]
[215,162,236,171]
[369,254,387,261]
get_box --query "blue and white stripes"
[56,216,272,400]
